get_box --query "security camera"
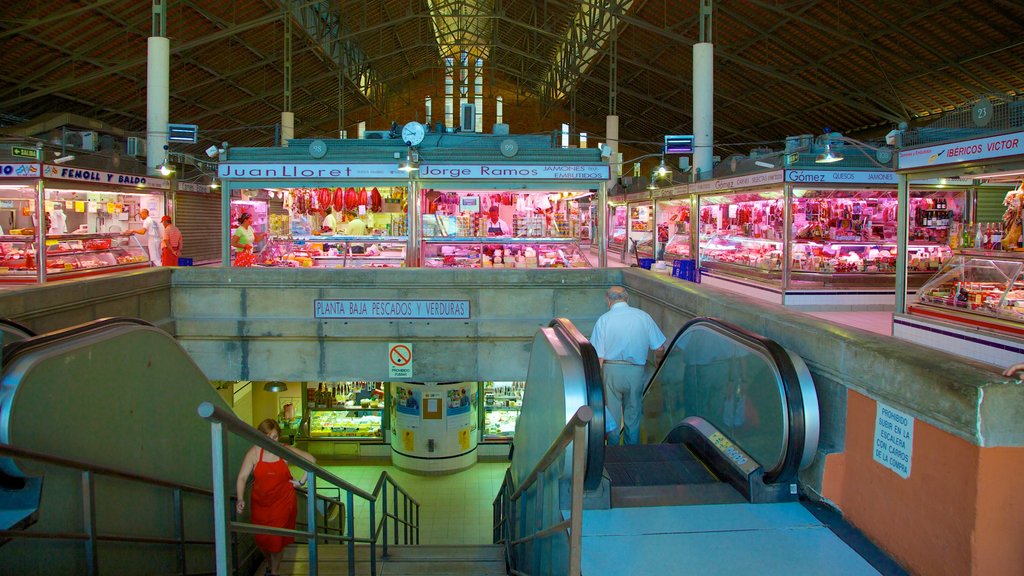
[885,129,901,146]
[205,145,219,158]
[54,154,76,164]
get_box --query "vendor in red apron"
[485,205,512,236]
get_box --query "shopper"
[235,419,315,576]
[159,215,183,266]
[590,286,666,445]
[231,212,264,267]
[345,212,367,236]
[485,205,512,236]
[321,207,341,235]
[127,208,163,266]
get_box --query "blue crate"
[177,257,194,266]
[638,258,655,270]
[672,259,700,283]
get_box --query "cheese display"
[304,381,386,441]
[422,240,591,268]
[483,381,524,442]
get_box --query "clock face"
[402,122,425,146]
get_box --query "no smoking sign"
[388,343,413,379]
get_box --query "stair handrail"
[0,441,221,576]
[198,401,420,576]
[493,405,592,576]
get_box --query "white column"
[602,115,619,268]
[281,112,295,146]
[147,36,170,177]
[693,42,713,181]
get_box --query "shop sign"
[873,402,913,479]
[42,164,170,189]
[419,164,611,180]
[786,170,896,185]
[314,299,471,320]
[459,195,480,212]
[219,163,407,180]
[909,177,975,186]
[388,343,413,379]
[11,146,38,159]
[177,181,211,193]
[0,163,39,178]
[691,170,785,193]
[898,130,1024,169]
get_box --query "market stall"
[0,150,163,283]
[694,169,964,308]
[895,129,1024,366]
[639,186,693,264]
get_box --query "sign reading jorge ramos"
[315,299,471,320]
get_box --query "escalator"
[0,317,252,575]
[602,316,819,508]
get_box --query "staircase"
[276,544,507,575]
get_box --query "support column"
[602,115,619,268]
[146,1,169,177]
[692,42,713,182]
[895,173,910,316]
[407,180,421,267]
[280,112,295,146]
[282,0,293,146]
[221,148,232,267]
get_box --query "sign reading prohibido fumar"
[873,402,914,479]
[314,299,470,320]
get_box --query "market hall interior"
[0,265,1021,575]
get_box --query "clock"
[402,122,426,146]
[499,138,519,158]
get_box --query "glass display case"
[608,204,627,255]
[627,203,654,258]
[910,252,1024,322]
[0,233,150,283]
[421,238,592,268]
[639,198,692,262]
[482,381,524,442]
[303,382,386,441]
[257,236,407,268]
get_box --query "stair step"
[279,544,507,575]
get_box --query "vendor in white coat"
[127,208,163,266]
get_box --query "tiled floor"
[806,310,893,336]
[319,461,509,546]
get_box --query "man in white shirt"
[590,286,666,445]
[128,208,163,266]
[484,205,512,236]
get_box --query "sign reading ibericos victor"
[315,299,471,320]
[898,130,1024,170]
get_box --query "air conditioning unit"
[362,130,392,140]
[62,131,83,149]
[460,103,475,132]
[79,131,98,151]
[126,137,146,157]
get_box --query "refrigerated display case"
[608,204,627,256]
[421,238,592,268]
[256,236,407,268]
[302,382,387,442]
[0,233,150,283]
[482,381,524,442]
[909,252,1024,324]
[639,197,691,261]
[627,203,653,259]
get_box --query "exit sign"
[11,146,37,159]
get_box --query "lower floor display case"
[0,233,150,283]
[482,381,524,442]
[301,382,387,443]
[257,236,407,268]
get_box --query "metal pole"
[598,181,608,267]
[895,173,910,315]
[307,478,318,576]
[347,491,356,576]
[415,502,420,545]
[381,483,389,558]
[36,179,45,284]
[407,179,420,267]
[533,475,544,575]
[369,500,377,576]
[392,485,398,545]
[782,183,793,303]
[567,423,587,576]
[82,471,98,576]
[209,421,233,576]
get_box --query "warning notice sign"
[388,343,412,379]
[873,402,914,479]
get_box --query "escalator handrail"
[0,318,36,339]
[644,316,808,484]
[548,318,605,491]
[2,317,154,366]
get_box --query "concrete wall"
[170,267,618,383]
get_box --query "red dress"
[250,449,297,553]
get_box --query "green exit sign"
[12,146,37,159]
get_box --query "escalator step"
[605,445,717,486]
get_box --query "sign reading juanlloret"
[315,299,471,319]
[873,402,914,479]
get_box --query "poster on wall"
[395,385,421,416]
[446,386,472,416]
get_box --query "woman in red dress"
[235,419,315,575]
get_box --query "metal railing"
[492,405,592,576]
[198,401,420,576]
[0,442,221,576]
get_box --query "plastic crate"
[638,258,655,270]
[177,257,194,266]
[672,259,700,283]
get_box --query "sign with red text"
[899,130,1024,170]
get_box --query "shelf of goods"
[700,233,950,288]
[422,238,592,268]
[257,235,407,268]
[483,382,524,442]
[303,382,386,441]
[909,251,1024,332]
[0,233,150,283]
